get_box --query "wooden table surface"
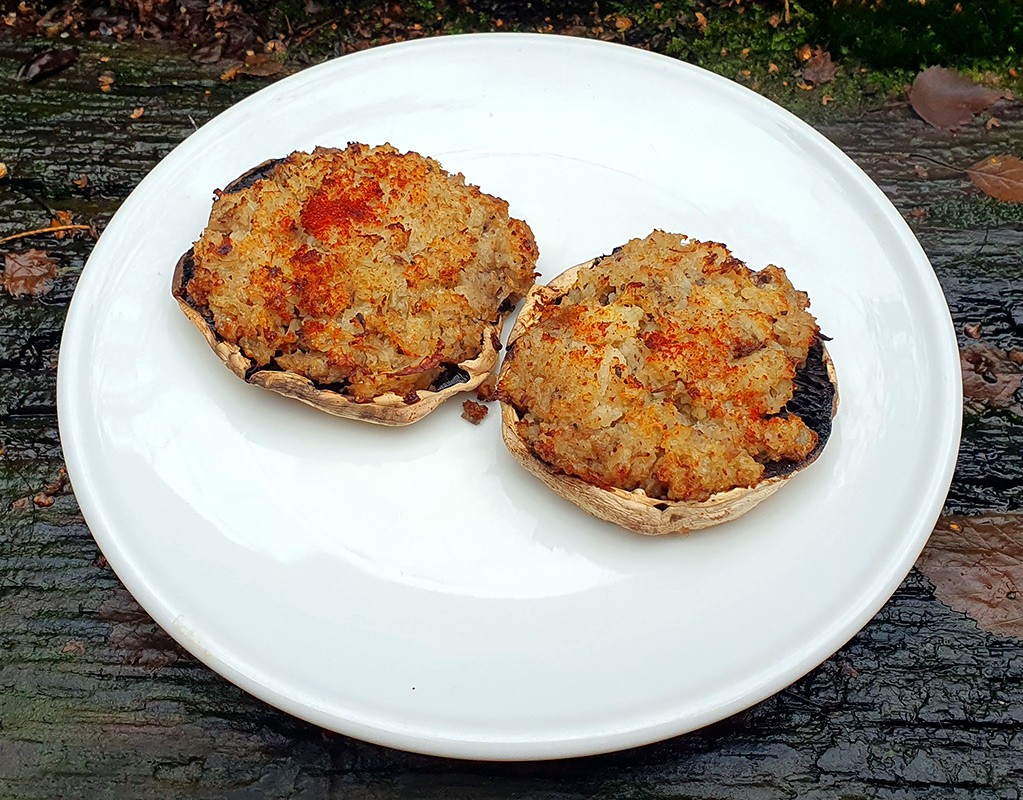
[2,33,1022,799]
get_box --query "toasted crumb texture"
[461,399,489,424]
[187,144,538,401]
[498,231,821,502]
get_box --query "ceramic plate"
[58,34,961,760]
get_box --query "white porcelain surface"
[58,34,962,760]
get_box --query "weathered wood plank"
[2,32,1023,799]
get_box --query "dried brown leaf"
[909,67,1003,130]
[917,515,1023,639]
[50,210,73,238]
[961,344,1023,414]
[190,40,223,64]
[801,48,837,85]
[72,173,89,189]
[241,58,283,78]
[219,61,243,81]
[0,162,7,180]
[967,155,1023,203]
[130,106,145,119]
[98,71,115,92]
[15,47,78,82]
[61,640,85,656]
[3,249,57,297]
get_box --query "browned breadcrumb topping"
[460,399,489,424]
[475,376,498,402]
[498,231,820,502]
[187,144,538,401]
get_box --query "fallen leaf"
[240,57,283,78]
[801,48,837,85]
[61,640,86,656]
[694,11,707,33]
[768,13,781,28]
[32,494,53,508]
[987,117,1001,130]
[795,43,813,62]
[967,155,1023,203]
[11,497,31,511]
[917,515,1023,639]
[50,210,74,238]
[190,40,223,64]
[72,173,89,189]
[909,67,1003,130]
[797,81,813,91]
[964,322,982,339]
[98,71,115,92]
[461,399,489,424]
[961,343,1023,414]
[768,62,779,74]
[0,162,6,180]
[41,467,69,497]
[130,106,145,119]
[914,165,930,179]
[15,47,78,82]
[3,249,57,297]
[821,94,834,106]
[219,61,243,81]
[908,207,927,218]
[613,15,632,32]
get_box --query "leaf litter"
[2,249,58,297]
[918,515,1023,640]
[909,66,1004,130]
[15,47,79,82]
[967,155,1023,203]
[800,48,837,85]
[961,344,1023,416]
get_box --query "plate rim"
[56,31,963,760]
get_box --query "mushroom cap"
[172,249,504,426]
[499,259,839,534]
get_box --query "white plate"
[58,33,962,760]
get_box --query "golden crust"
[175,144,538,424]
[498,233,839,533]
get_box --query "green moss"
[928,196,1023,229]
[807,0,1023,70]
[662,2,911,120]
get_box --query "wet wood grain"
[2,35,1022,799]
